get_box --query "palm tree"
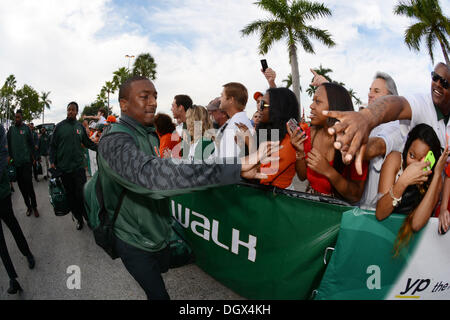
[282,73,302,92]
[241,0,336,115]
[112,67,131,91]
[348,88,362,108]
[306,64,334,97]
[132,53,157,80]
[394,0,450,65]
[40,91,52,124]
[101,81,115,116]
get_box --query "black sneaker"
[26,208,32,216]
[26,254,35,269]
[76,221,84,230]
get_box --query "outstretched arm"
[324,96,412,175]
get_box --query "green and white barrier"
[170,183,350,300]
[315,209,450,300]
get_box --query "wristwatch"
[389,186,402,207]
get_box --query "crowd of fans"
[1,60,449,298]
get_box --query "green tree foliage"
[92,52,157,116]
[282,73,302,92]
[241,0,336,114]
[81,100,107,119]
[15,84,42,122]
[305,65,362,107]
[132,53,157,79]
[394,0,450,65]
[0,75,17,122]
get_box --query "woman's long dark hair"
[321,83,354,184]
[154,113,176,136]
[256,87,299,145]
[393,123,442,257]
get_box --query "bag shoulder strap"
[95,170,126,226]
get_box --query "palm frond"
[426,32,436,63]
[404,22,428,51]
[255,0,289,20]
[303,26,336,47]
[292,0,332,21]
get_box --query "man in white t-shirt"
[215,82,254,160]
[324,62,450,177]
[83,108,107,125]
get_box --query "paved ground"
[1,174,307,300]
[0,176,248,300]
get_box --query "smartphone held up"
[261,59,268,72]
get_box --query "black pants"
[16,163,37,210]
[0,195,32,280]
[61,168,87,224]
[115,235,170,300]
[32,161,38,180]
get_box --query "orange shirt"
[159,132,181,158]
[260,134,297,189]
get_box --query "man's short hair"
[16,109,23,115]
[223,82,248,110]
[67,101,79,111]
[98,108,106,116]
[374,72,398,96]
[174,95,193,112]
[119,75,149,100]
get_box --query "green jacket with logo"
[7,123,34,167]
[50,118,97,173]
[96,115,241,253]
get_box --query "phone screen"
[261,59,268,72]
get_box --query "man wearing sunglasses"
[320,62,450,178]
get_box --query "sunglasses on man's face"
[431,71,449,90]
[259,100,270,111]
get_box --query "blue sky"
[0,0,449,124]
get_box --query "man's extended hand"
[322,109,374,175]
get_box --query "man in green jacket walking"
[50,102,97,230]
[95,76,275,299]
[0,124,35,295]
[7,110,39,217]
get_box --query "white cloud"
[0,0,448,125]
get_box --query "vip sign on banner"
[315,209,450,300]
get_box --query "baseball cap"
[253,91,263,101]
[206,97,221,111]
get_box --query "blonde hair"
[185,105,212,142]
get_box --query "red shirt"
[304,126,368,195]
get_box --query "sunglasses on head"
[259,100,270,111]
[431,71,449,89]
